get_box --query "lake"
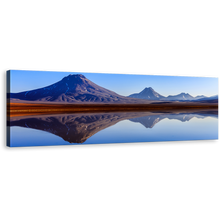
[7,109,218,147]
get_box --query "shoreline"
[7,102,218,117]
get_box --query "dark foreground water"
[7,110,218,147]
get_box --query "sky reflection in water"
[8,110,218,147]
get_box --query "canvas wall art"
[7,70,218,147]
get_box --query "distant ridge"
[165,93,194,101]
[129,88,217,102]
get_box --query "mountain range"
[8,74,218,103]
[129,87,217,102]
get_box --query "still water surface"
[8,110,218,147]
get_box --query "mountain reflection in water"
[8,110,218,145]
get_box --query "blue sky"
[8,70,218,97]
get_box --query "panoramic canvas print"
[7,70,218,147]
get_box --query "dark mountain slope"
[9,74,146,103]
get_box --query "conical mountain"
[9,74,143,103]
[129,87,165,100]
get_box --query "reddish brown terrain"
[8,101,218,117]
